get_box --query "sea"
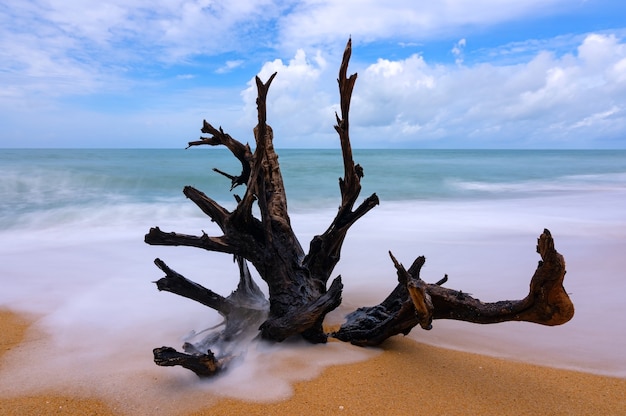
[1,148,625,408]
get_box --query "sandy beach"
[1,309,624,415]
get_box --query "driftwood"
[145,39,574,377]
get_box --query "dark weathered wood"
[333,229,574,346]
[153,347,222,377]
[153,258,233,315]
[145,38,574,377]
[303,38,379,284]
[150,255,268,377]
[146,71,351,352]
[188,121,252,190]
[331,255,431,346]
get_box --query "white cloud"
[0,0,584,104]
[237,49,336,146]
[452,39,466,65]
[611,58,626,84]
[0,0,283,140]
[357,33,626,147]
[570,106,621,129]
[277,0,566,50]
[1,0,569,86]
[1,1,625,148]
[0,1,283,99]
[237,33,626,148]
[216,60,245,74]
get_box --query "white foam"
[0,188,625,412]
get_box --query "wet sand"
[1,309,624,415]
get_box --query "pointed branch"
[250,74,282,222]
[212,168,240,190]
[389,252,434,330]
[254,73,277,141]
[304,38,379,283]
[245,73,300,258]
[336,38,360,202]
[250,74,277,184]
[145,227,237,255]
[153,258,233,315]
[304,193,379,283]
[183,186,230,230]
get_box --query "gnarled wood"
[333,229,574,346]
[146,72,348,350]
[151,256,267,377]
[303,38,380,284]
[153,347,222,377]
[145,38,574,377]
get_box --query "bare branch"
[188,120,252,190]
[153,258,233,315]
[304,38,379,283]
[183,186,230,230]
[336,38,359,202]
[333,229,574,346]
[151,256,268,377]
[429,229,574,325]
[145,227,237,255]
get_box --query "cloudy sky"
[1,0,625,148]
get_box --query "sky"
[1,0,625,149]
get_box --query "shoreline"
[1,309,625,415]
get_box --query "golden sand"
[1,309,624,415]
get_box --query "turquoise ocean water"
[1,148,625,401]
[2,149,625,225]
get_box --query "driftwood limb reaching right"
[333,229,574,346]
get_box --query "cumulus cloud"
[358,33,626,147]
[237,49,337,146]
[236,33,626,148]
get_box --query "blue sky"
[1,0,625,148]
